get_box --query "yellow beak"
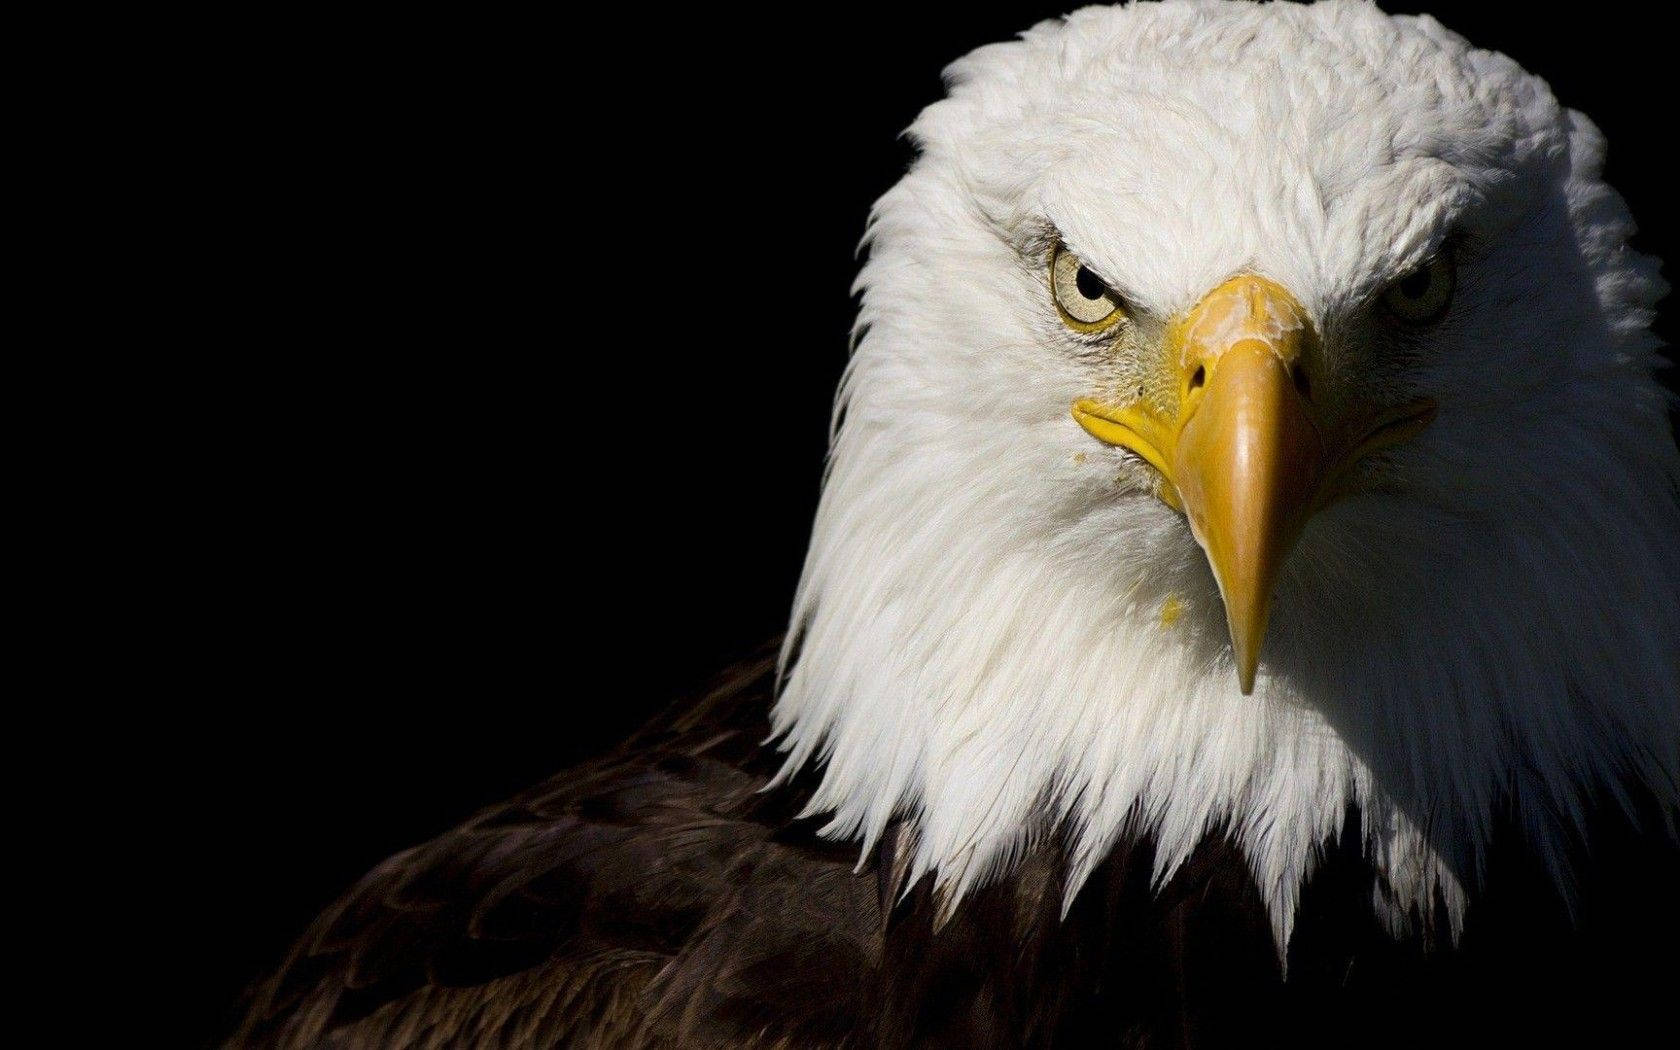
[1072,275,1434,694]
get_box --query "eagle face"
[773,1,1679,951]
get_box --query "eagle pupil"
[1076,266,1106,300]
[1398,269,1431,299]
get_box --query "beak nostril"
[1291,363,1311,399]
[1189,365,1206,391]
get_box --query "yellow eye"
[1052,245,1125,331]
[1381,254,1455,325]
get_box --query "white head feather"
[770,0,1679,952]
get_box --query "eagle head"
[771,0,1678,950]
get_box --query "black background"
[180,4,1675,1042]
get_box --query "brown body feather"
[229,648,1679,1048]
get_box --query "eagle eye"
[1381,254,1455,325]
[1052,245,1125,331]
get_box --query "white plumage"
[770,0,1679,955]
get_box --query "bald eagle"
[230,3,1679,1046]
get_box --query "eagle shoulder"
[227,650,883,1049]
